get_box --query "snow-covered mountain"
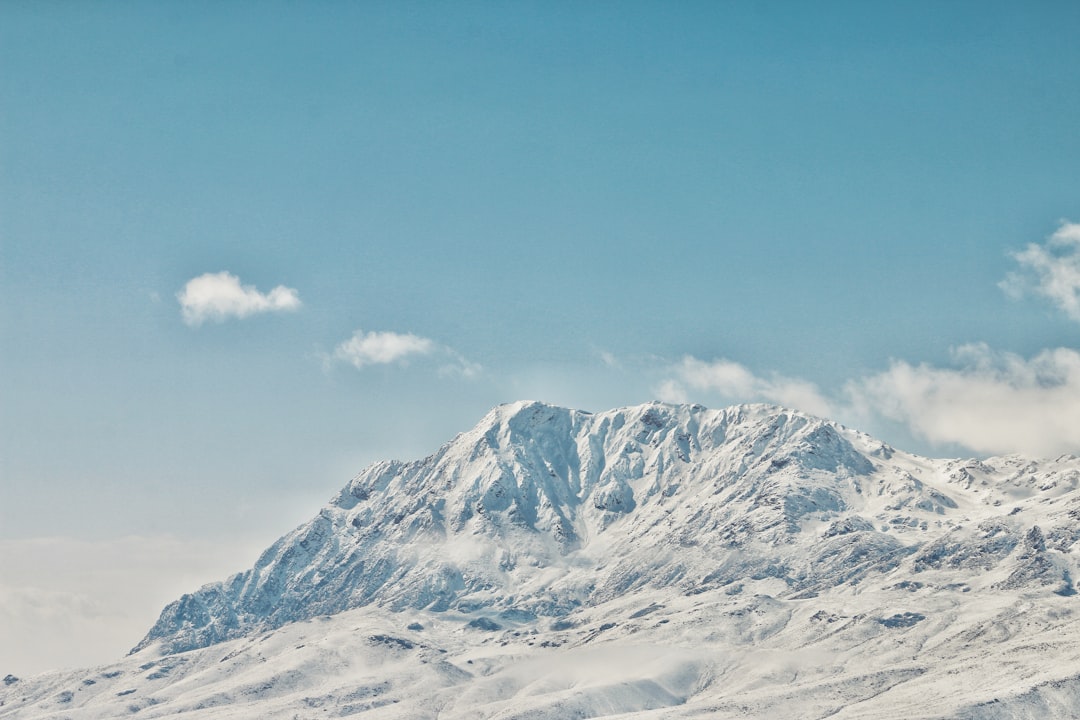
[5,401,1080,719]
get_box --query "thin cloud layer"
[0,585,110,675]
[656,356,834,418]
[0,535,250,675]
[178,271,301,326]
[1001,221,1080,321]
[848,344,1080,458]
[656,346,1080,458]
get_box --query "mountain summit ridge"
[133,401,1078,657]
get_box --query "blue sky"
[2,1,1079,673]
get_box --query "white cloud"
[656,356,834,418]
[332,329,436,369]
[178,271,301,326]
[329,328,481,378]
[846,343,1080,457]
[1001,221,1080,321]
[652,345,1080,458]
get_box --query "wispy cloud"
[178,271,301,326]
[1001,220,1080,321]
[655,356,833,418]
[330,328,480,377]
[593,348,621,369]
[847,344,1080,457]
[438,350,483,379]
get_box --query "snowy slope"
[5,401,1080,719]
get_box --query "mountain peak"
[132,401,1078,661]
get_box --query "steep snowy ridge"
[6,402,1080,719]
[132,402,898,654]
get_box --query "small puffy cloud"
[656,356,834,418]
[333,329,435,369]
[847,343,1080,457]
[329,328,481,377]
[178,271,301,326]
[1001,221,1080,321]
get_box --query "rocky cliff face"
[134,401,1080,657]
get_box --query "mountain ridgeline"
[135,401,1080,657]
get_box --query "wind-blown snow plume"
[177,272,301,326]
[656,356,833,418]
